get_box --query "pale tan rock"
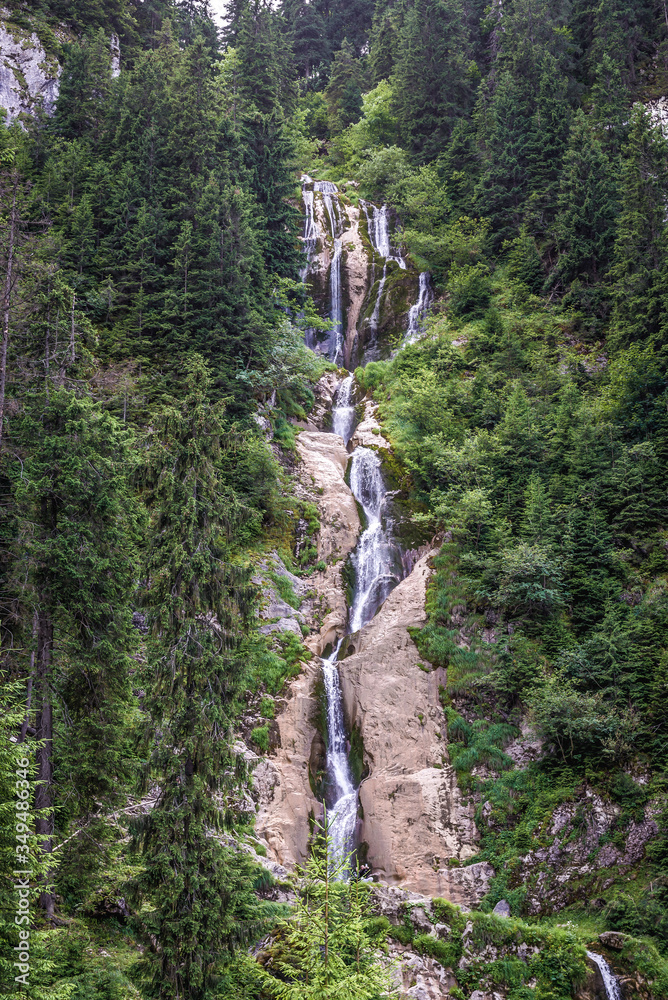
[339,551,481,902]
[339,203,373,367]
[350,399,390,450]
[254,431,361,865]
[296,431,360,655]
[254,658,322,867]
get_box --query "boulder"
[598,931,627,951]
[492,899,511,918]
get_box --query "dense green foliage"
[2,0,668,996]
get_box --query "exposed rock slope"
[339,551,485,903]
[296,430,360,655]
[254,426,360,864]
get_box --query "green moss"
[251,724,270,752]
[348,722,367,786]
[259,696,275,719]
[268,571,300,609]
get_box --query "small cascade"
[363,202,406,269]
[314,180,344,365]
[405,272,432,344]
[329,239,344,364]
[322,643,358,862]
[300,178,317,281]
[367,264,387,348]
[586,952,622,1000]
[332,374,356,446]
[349,447,402,634]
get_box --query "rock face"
[339,550,482,902]
[349,399,390,450]
[296,430,360,655]
[253,429,361,865]
[253,658,322,867]
[0,21,61,122]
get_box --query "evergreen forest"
[1,0,668,998]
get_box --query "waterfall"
[332,374,355,446]
[318,392,403,869]
[315,180,344,365]
[300,179,317,282]
[405,272,432,344]
[363,201,406,269]
[322,642,358,862]
[368,264,387,345]
[329,239,344,364]
[348,447,402,633]
[586,952,622,1000]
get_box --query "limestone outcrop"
[253,657,322,867]
[338,551,482,902]
[0,21,61,122]
[253,428,361,865]
[350,399,390,450]
[296,430,360,655]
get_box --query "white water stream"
[586,952,622,1000]
[332,374,355,446]
[405,272,433,344]
[300,182,418,867]
[348,448,402,634]
[314,180,344,365]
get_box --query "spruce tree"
[392,0,473,163]
[554,109,619,288]
[11,389,140,914]
[257,818,395,999]
[609,104,668,348]
[132,355,264,997]
[474,72,533,246]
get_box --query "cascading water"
[586,952,622,1000]
[300,177,317,282]
[348,447,402,634]
[332,374,355,446]
[298,186,414,868]
[363,201,406,269]
[315,180,344,364]
[405,272,432,344]
[320,390,403,869]
[322,642,358,861]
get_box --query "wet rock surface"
[296,430,360,655]
[338,550,483,901]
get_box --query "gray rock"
[259,616,303,637]
[492,899,511,918]
[598,930,627,951]
[0,22,60,122]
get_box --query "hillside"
[1,2,668,999]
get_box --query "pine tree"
[281,0,329,78]
[369,7,399,84]
[609,104,668,348]
[474,72,533,246]
[523,55,570,234]
[11,389,140,914]
[257,817,395,999]
[554,109,619,288]
[132,355,264,996]
[392,0,473,162]
[315,0,376,58]
[324,38,364,134]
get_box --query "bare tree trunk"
[69,290,76,364]
[34,606,55,918]
[0,176,18,447]
[18,611,38,743]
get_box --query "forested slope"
[1,0,668,998]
